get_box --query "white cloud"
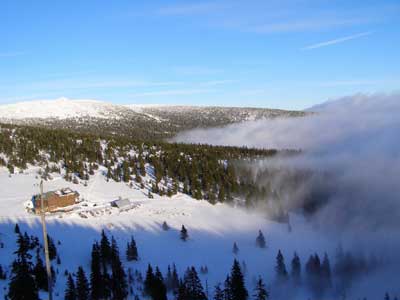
[301,31,373,50]
[174,92,400,234]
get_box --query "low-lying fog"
[174,92,400,298]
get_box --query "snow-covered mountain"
[0,98,125,120]
[0,98,306,139]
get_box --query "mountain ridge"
[0,98,306,140]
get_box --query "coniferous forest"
[0,122,299,208]
[1,224,390,300]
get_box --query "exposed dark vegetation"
[2,106,306,140]
[0,123,297,207]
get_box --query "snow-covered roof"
[112,198,131,208]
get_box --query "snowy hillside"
[0,98,306,139]
[0,98,127,120]
[0,166,338,300]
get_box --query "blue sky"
[0,0,399,109]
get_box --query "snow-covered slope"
[0,166,395,300]
[0,98,306,139]
[0,97,127,120]
[0,166,336,300]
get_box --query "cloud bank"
[175,91,400,296]
[175,92,400,234]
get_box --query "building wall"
[34,193,77,213]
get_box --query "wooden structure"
[32,188,79,213]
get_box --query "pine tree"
[0,265,6,280]
[144,264,154,297]
[126,236,138,261]
[253,277,268,300]
[100,229,111,266]
[23,232,32,250]
[180,225,189,241]
[291,252,301,285]
[8,257,39,300]
[182,267,207,300]
[162,221,170,231]
[213,283,224,300]
[306,254,322,295]
[177,280,188,300]
[90,242,104,300]
[165,265,173,291]
[255,230,266,248]
[15,232,31,260]
[233,242,239,255]
[223,276,233,300]
[110,237,128,300]
[47,234,57,261]
[171,264,180,292]
[76,266,90,300]
[321,253,332,290]
[33,248,48,291]
[275,250,288,283]
[153,267,167,300]
[64,273,77,300]
[229,259,248,300]
[14,223,20,234]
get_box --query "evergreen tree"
[229,259,248,300]
[153,267,167,300]
[214,283,224,300]
[110,237,128,300]
[23,232,32,250]
[33,248,48,291]
[321,253,332,290]
[144,264,154,296]
[275,250,288,283]
[64,274,77,300]
[291,252,301,285]
[47,234,57,261]
[233,242,239,255]
[90,242,105,300]
[144,264,167,300]
[306,254,322,295]
[255,230,266,248]
[223,276,233,300]
[162,221,170,231]
[8,257,39,300]
[177,280,188,300]
[126,236,138,261]
[253,277,268,300]
[14,223,20,234]
[180,225,189,241]
[76,266,90,300]
[171,264,180,292]
[182,267,207,300]
[165,265,173,291]
[100,230,111,266]
[15,232,31,260]
[0,264,6,280]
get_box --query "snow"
[0,97,120,120]
[0,166,337,299]
[0,98,297,123]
